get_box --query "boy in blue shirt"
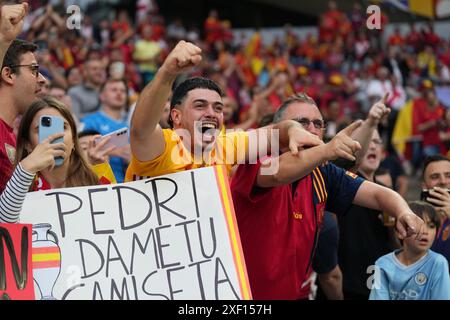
[370,201,450,300]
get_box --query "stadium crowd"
[0,0,449,300]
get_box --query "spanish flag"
[62,47,74,70]
[379,0,435,19]
[392,99,425,158]
[245,32,261,58]
[392,100,414,156]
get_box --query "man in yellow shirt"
[126,40,322,181]
[133,24,161,84]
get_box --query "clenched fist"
[0,2,28,44]
[160,40,202,77]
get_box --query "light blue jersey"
[81,111,129,183]
[369,249,450,300]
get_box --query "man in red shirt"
[319,1,344,43]
[204,9,222,45]
[388,27,404,47]
[0,3,47,193]
[231,93,425,300]
[416,85,445,157]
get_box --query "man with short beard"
[126,41,322,181]
[421,155,450,269]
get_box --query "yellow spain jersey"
[92,162,117,184]
[125,129,249,181]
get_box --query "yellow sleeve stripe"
[312,178,323,203]
[314,168,328,200]
[312,169,326,203]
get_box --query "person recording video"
[421,155,450,269]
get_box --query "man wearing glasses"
[0,3,47,193]
[230,93,424,300]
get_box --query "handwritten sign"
[0,223,34,300]
[20,166,251,300]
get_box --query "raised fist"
[160,40,202,76]
[0,2,28,44]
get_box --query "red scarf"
[31,174,52,191]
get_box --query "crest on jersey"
[4,143,16,164]
[345,170,358,179]
[414,272,427,286]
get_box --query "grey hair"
[273,92,318,123]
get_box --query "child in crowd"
[369,201,450,300]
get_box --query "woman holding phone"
[0,96,116,223]
[0,132,66,223]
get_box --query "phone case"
[38,115,64,166]
[95,127,129,148]
[108,128,129,148]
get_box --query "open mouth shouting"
[196,120,219,143]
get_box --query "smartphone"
[38,115,64,166]
[421,188,450,205]
[94,127,129,148]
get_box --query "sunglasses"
[293,117,327,130]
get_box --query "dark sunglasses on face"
[293,117,326,130]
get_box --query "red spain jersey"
[30,163,116,191]
[231,162,364,300]
[0,118,16,194]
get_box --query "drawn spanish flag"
[32,246,61,269]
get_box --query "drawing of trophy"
[32,223,62,300]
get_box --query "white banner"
[20,166,251,300]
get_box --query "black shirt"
[337,173,391,298]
